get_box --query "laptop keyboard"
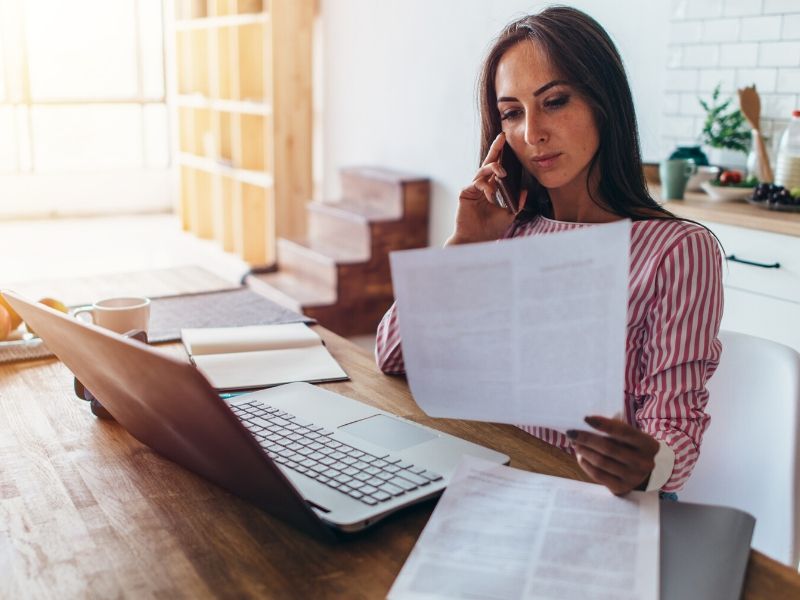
[230,400,443,506]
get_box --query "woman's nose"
[524,113,547,146]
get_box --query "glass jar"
[775,110,800,190]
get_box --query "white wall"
[318,0,671,246]
[662,0,800,158]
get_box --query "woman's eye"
[500,109,522,121]
[544,95,569,109]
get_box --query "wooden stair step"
[247,270,394,336]
[307,200,386,260]
[277,237,369,289]
[308,199,399,222]
[248,166,430,338]
[246,271,336,312]
[303,295,396,338]
[339,167,430,220]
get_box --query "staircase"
[246,167,430,337]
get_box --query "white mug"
[74,297,151,334]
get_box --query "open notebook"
[181,323,348,391]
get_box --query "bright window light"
[26,0,139,100]
[32,104,143,170]
[0,0,171,215]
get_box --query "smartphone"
[493,143,524,214]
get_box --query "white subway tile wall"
[764,0,800,15]
[724,0,765,18]
[782,14,800,39]
[740,16,783,41]
[704,18,742,42]
[698,68,736,90]
[661,0,800,159]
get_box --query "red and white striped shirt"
[375,215,723,492]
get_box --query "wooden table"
[2,270,800,598]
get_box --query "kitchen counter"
[649,184,800,238]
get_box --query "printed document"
[389,220,630,430]
[389,456,659,600]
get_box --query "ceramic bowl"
[687,166,721,192]
[700,181,755,202]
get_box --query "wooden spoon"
[738,85,773,183]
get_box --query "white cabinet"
[722,287,800,351]
[701,221,800,352]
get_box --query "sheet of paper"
[181,323,320,355]
[389,220,630,430]
[389,456,659,600]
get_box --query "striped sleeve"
[634,229,724,492]
[375,301,407,375]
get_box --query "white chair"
[680,330,800,567]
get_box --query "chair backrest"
[680,330,800,567]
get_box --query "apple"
[39,297,68,313]
[0,292,22,330]
[25,297,69,336]
[0,306,11,341]
[719,170,742,185]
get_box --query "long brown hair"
[478,6,675,222]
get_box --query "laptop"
[4,291,509,538]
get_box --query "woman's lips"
[531,153,562,168]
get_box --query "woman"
[375,7,723,497]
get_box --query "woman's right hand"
[445,132,527,246]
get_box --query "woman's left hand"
[567,416,660,496]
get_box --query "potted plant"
[698,84,750,170]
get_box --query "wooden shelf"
[178,153,273,188]
[175,13,269,31]
[174,0,264,20]
[173,0,313,267]
[176,94,271,115]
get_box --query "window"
[0,0,171,217]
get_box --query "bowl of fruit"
[748,183,800,212]
[700,170,758,202]
[0,293,69,345]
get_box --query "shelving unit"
[172,0,313,266]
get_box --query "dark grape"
[776,188,792,205]
[768,184,785,204]
[754,183,771,201]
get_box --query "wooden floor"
[0,214,378,351]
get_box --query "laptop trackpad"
[338,414,436,451]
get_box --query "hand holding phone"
[447,133,524,246]
[492,144,523,214]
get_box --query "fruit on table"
[792,187,800,198]
[753,183,772,201]
[773,187,793,205]
[39,297,68,313]
[752,183,800,206]
[0,305,11,341]
[719,170,742,185]
[25,297,69,336]
[0,292,22,330]
[714,170,757,187]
